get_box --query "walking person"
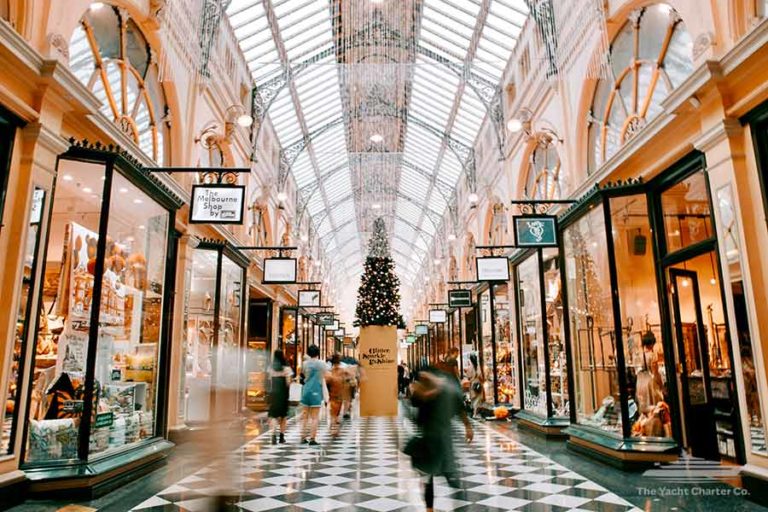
[268,350,292,445]
[300,345,325,445]
[325,354,347,438]
[467,353,485,418]
[398,362,406,396]
[407,366,473,512]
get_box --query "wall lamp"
[226,104,253,128]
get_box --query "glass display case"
[183,243,246,424]
[514,248,570,434]
[19,145,181,482]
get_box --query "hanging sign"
[406,334,417,344]
[448,289,472,308]
[263,257,297,284]
[317,313,335,326]
[476,256,510,281]
[324,320,340,331]
[298,290,321,307]
[190,184,246,224]
[513,215,558,247]
[334,328,346,337]
[415,324,429,335]
[429,309,447,323]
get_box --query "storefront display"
[280,308,298,373]
[478,289,495,403]
[493,284,515,405]
[561,158,746,464]
[3,188,45,454]
[19,146,181,478]
[183,244,246,424]
[246,299,272,410]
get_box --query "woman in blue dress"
[300,345,326,445]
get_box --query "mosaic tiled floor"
[130,412,642,512]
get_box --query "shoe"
[279,433,286,444]
[301,438,309,445]
[308,439,320,446]
[343,414,350,420]
[271,434,277,445]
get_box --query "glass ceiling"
[225,0,528,290]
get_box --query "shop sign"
[30,188,45,224]
[94,412,114,428]
[476,256,510,281]
[324,320,340,331]
[513,215,558,247]
[429,309,447,323]
[415,324,429,335]
[190,184,246,224]
[263,257,297,284]
[298,290,321,307]
[334,328,346,337]
[317,313,335,326]
[406,334,417,344]
[448,290,472,308]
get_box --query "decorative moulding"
[46,33,69,64]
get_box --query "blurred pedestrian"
[325,354,347,437]
[300,345,325,446]
[467,353,485,418]
[406,366,473,512]
[444,347,460,381]
[343,362,360,419]
[398,362,406,396]
[268,349,292,445]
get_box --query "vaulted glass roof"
[225,0,528,289]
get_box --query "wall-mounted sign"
[30,188,45,225]
[448,289,472,308]
[298,290,321,307]
[317,313,335,326]
[263,257,297,284]
[429,309,447,323]
[513,215,558,247]
[324,320,340,331]
[334,328,346,337]
[476,256,510,282]
[415,324,429,335]
[190,184,246,224]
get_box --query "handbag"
[403,435,437,473]
[288,382,302,403]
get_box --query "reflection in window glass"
[494,284,514,405]
[185,249,218,423]
[90,171,169,456]
[25,160,106,462]
[610,195,672,438]
[564,205,623,436]
[479,290,495,403]
[588,4,693,172]
[518,254,546,416]
[662,170,713,253]
[716,186,767,455]
[543,248,568,418]
[3,188,45,454]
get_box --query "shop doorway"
[246,297,272,410]
[666,252,737,461]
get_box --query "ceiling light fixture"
[468,192,479,204]
[277,191,288,202]
[447,233,457,241]
[237,114,253,128]
[119,187,128,194]
[369,134,384,143]
[372,203,382,209]
[301,234,309,242]
[90,2,105,10]
[433,258,441,265]
[133,198,143,204]
[82,187,93,194]
[506,118,523,133]
[62,174,74,182]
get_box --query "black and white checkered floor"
[131,414,642,512]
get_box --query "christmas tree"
[355,218,404,327]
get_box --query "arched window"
[587,4,693,172]
[525,136,562,200]
[69,5,168,164]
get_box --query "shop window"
[563,205,623,436]
[68,6,168,164]
[24,157,173,463]
[716,185,766,456]
[610,194,673,439]
[587,4,693,172]
[525,137,563,200]
[494,284,514,404]
[3,188,46,454]
[479,290,495,403]
[543,248,568,417]
[661,170,713,254]
[519,254,546,416]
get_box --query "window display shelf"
[565,424,678,468]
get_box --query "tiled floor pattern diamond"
[130,413,642,511]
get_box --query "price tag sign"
[190,184,246,224]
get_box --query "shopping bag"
[289,382,302,403]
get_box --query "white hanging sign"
[476,256,510,282]
[263,258,297,284]
[190,184,245,224]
